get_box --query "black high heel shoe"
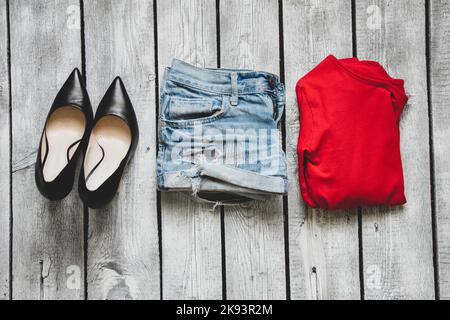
[35,68,93,200]
[78,77,139,209]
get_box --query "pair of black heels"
[35,69,139,208]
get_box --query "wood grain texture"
[283,0,360,300]
[429,0,450,300]
[10,0,84,300]
[220,0,286,300]
[0,0,9,300]
[157,0,223,300]
[3,0,445,301]
[84,0,160,300]
[356,0,435,299]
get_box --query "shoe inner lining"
[84,115,132,191]
[41,106,86,182]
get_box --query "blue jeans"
[157,59,287,204]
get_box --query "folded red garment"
[296,55,407,210]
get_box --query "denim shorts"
[157,59,287,205]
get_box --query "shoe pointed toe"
[97,76,136,119]
[53,68,92,115]
[95,76,139,142]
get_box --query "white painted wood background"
[0,0,447,300]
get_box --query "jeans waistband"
[165,59,284,98]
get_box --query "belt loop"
[230,72,238,106]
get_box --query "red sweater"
[296,55,408,210]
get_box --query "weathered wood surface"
[84,0,160,300]
[356,0,435,299]
[157,0,223,300]
[10,0,84,299]
[283,0,361,300]
[0,0,9,300]
[2,0,447,300]
[220,0,286,300]
[430,0,450,300]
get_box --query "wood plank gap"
[216,0,227,301]
[82,205,88,300]
[6,0,12,301]
[78,0,88,301]
[352,0,364,301]
[358,209,364,300]
[282,198,290,300]
[220,206,226,300]
[152,0,163,301]
[79,0,86,84]
[351,0,357,57]
[216,0,221,68]
[424,0,439,300]
[277,0,290,301]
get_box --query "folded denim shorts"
[157,59,288,204]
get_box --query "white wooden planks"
[2,0,445,301]
[10,0,84,299]
[283,0,361,300]
[157,0,223,300]
[429,0,450,300]
[220,0,286,300]
[0,0,9,300]
[356,0,435,299]
[84,0,160,300]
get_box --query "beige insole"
[84,115,132,191]
[41,106,86,182]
